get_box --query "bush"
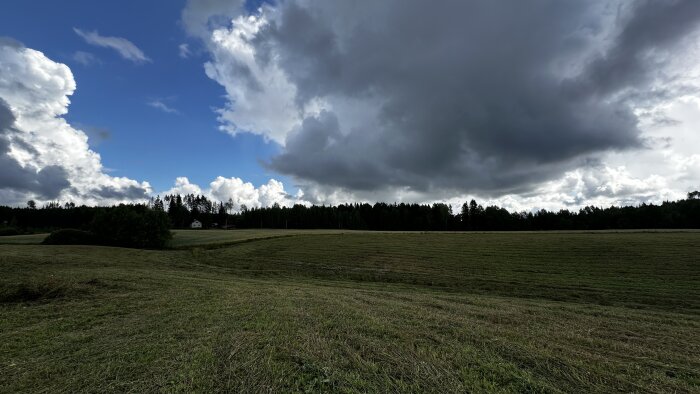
[91,205,172,249]
[0,227,20,236]
[42,229,98,245]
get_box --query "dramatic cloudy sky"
[1,0,699,211]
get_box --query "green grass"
[0,233,47,245]
[168,229,350,249]
[1,231,698,392]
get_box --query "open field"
[1,231,699,392]
[0,233,47,245]
[168,229,351,249]
[0,229,347,248]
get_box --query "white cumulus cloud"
[161,176,306,211]
[0,41,152,206]
[204,13,305,144]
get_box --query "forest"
[1,191,699,233]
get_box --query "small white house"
[190,220,202,229]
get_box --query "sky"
[1,0,699,211]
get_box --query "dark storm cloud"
[568,0,700,98]
[256,0,700,194]
[272,111,388,191]
[33,166,71,199]
[0,99,71,199]
[0,98,13,130]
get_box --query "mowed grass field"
[0,233,47,245]
[0,231,698,392]
[168,229,352,249]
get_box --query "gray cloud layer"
[182,0,244,38]
[220,0,700,195]
[93,184,150,200]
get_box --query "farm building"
[190,220,202,229]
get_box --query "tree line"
[230,193,700,231]
[1,191,699,233]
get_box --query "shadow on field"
[0,277,114,304]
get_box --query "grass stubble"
[0,231,698,392]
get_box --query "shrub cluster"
[42,229,97,245]
[90,205,172,249]
[40,205,171,249]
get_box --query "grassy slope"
[0,233,47,245]
[0,232,698,393]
